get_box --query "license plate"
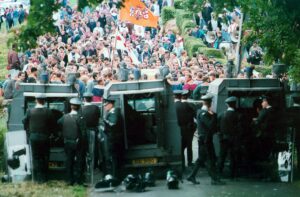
[48,162,63,168]
[132,158,158,165]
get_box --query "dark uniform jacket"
[104,108,123,147]
[175,100,195,128]
[23,106,54,138]
[218,108,240,139]
[82,104,100,128]
[255,106,276,138]
[58,112,86,142]
[197,107,217,139]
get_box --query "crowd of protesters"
[1,0,262,101]
[0,3,27,31]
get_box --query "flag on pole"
[115,31,140,65]
[120,0,159,28]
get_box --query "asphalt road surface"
[89,175,300,197]
[89,136,300,197]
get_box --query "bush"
[198,48,225,59]
[161,6,176,24]
[255,65,272,76]
[0,112,7,172]
[182,20,196,32]
[176,9,193,19]
[184,36,206,56]
[174,0,185,9]
[175,10,195,34]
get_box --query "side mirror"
[7,156,20,170]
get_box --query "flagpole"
[111,35,117,70]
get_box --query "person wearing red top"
[183,73,197,92]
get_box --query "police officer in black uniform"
[176,90,196,169]
[58,98,86,185]
[187,94,225,185]
[254,95,276,160]
[286,93,300,172]
[82,92,100,172]
[217,96,240,178]
[103,98,123,179]
[23,93,55,183]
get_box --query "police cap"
[70,97,82,105]
[181,90,189,96]
[83,92,93,98]
[225,96,237,103]
[35,93,46,99]
[260,95,270,102]
[103,98,115,105]
[201,94,213,101]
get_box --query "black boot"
[186,176,200,184]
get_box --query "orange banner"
[120,0,159,28]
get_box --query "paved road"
[89,175,300,197]
[89,136,300,197]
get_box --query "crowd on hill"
[1,0,259,101]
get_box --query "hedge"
[176,9,194,33]
[174,0,185,9]
[184,36,206,56]
[198,48,225,59]
[181,20,196,32]
[255,65,272,76]
[161,6,176,24]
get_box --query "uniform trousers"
[190,136,219,181]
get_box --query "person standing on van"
[23,94,55,183]
[58,98,86,185]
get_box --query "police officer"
[174,90,185,169]
[217,96,240,178]
[58,98,86,185]
[23,93,54,183]
[286,93,300,171]
[178,90,196,168]
[103,98,123,179]
[187,94,225,185]
[82,92,100,168]
[254,95,276,160]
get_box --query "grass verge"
[0,33,10,81]
[0,181,87,197]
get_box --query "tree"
[12,0,123,50]
[183,0,300,82]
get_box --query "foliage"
[0,110,8,173]
[183,35,206,56]
[174,0,185,9]
[13,0,59,50]
[0,181,87,197]
[255,65,272,77]
[11,0,125,51]
[184,0,300,81]
[161,6,176,24]
[288,49,300,83]
[182,0,204,12]
[175,9,193,19]
[180,20,197,34]
[0,33,12,80]
[175,10,195,34]
[198,48,225,59]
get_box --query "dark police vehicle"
[3,80,182,182]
